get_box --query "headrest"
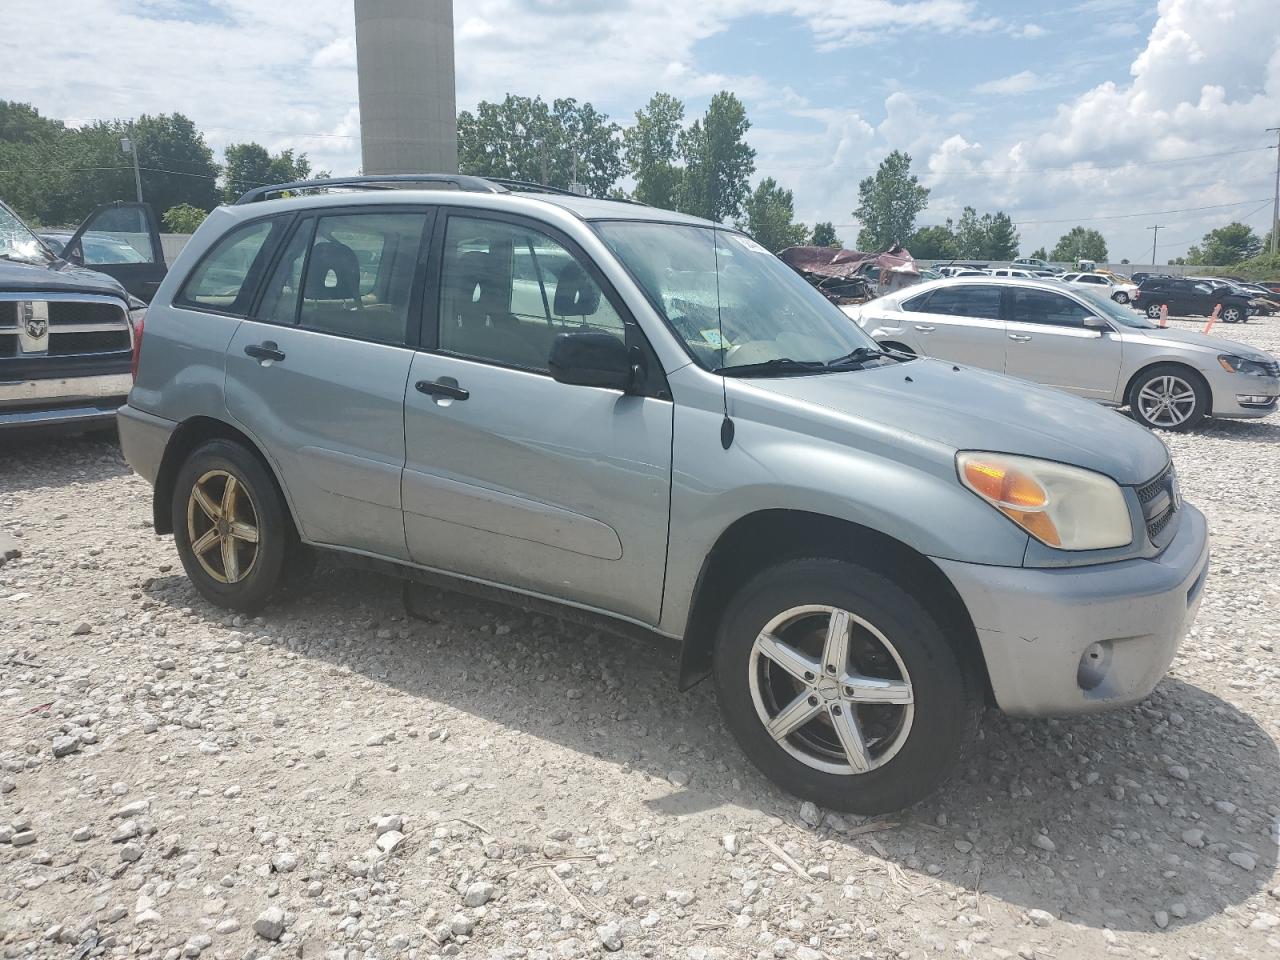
[553,260,600,318]
[305,241,360,300]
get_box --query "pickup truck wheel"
[172,440,287,612]
[712,558,983,814]
[1129,365,1206,431]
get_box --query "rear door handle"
[244,341,286,362]
[913,324,935,333]
[415,379,470,401]
[1008,334,1032,342]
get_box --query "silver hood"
[733,358,1170,486]
[1131,326,1276,364]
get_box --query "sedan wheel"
[749,605,914,775]
[1129,366,1207,431]
[1112,291,1130,304]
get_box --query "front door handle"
[244,341,286,362]
[415,379,470,401]
[1008,334,1032,342]
[913,324,936,333]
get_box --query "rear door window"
[175,218,281,315]
[916,285,1002,320]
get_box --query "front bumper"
[935,504,1209,716]
[0,374,132,430]
[1207,371,1279,419]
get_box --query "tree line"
[0,100,321,231]
[4,96,1271,271]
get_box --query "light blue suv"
[118,175,1210,813]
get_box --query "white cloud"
[1015,23,1047,38]
[973,70,1048,95]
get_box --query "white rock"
[1026,909,1055,927]
[463,880,496,907]
[253,906,286,941]
[596,921,623,951]
[376,830,405,854]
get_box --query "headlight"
[957,452,1132,550]
[1218,354,1271,376]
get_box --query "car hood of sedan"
[734,357,1170,486]
[1135,326,1275,363]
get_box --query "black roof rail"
[483,178,582,197]
[234,174,509,205]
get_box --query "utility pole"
[120,136,143,203]
[1269,126,1280,256]
[1147,224,1164,266]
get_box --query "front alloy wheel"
[1129,364,1207,431]
[750,605,914,775]
[713,558,983,814]
[1221,305,1242,323]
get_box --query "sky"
[6,0,1280,263]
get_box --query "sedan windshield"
[0,202,52,264]
[1074,287,1158,329]
[593,220,881,374]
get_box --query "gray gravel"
[2,316,1279,959]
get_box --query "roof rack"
[234,174,509,205]
[483,178,582,197]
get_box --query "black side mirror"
[548,331,633,391]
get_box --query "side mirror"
[1083,315,1111,330]
[548,331,634,391]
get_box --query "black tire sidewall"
[172,439,288,612]
[712,558,981,814]
[1129,364,1208,432]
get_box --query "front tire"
[1128,364,1207,431]
[1221,304,1243,324]
[172,439,289,612]
[712,558,983,814]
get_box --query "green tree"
[952,207,984,258]
[1050,226,1108,263]
[128,113,220,215]
[1194,221,1262,265]
[675,92,756,222]
[737,177,808,252]
[623,93,684,209]
[809,221,841,247]
[223,143,313,201]
[983,211,1019,260]
[1029,246,1048,260]
[162,203,209,233]
[457,94,623,196]
[907,222,958,259]
[853,150,929,250]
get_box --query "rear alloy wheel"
[173,439,288,611]
[1129,365,1207,431]
[713,558,983,814]
[1112,290,1130,304]
[1221,304,1243,324]
[1145,303,1164,320]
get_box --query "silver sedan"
[848,276,1279,430]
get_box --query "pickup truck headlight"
[1218,354,1271,376]
[957,452,1132,550]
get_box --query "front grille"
[0,302,16,327]
[48,331,131,355]
[1137,464,1178,543]
[48,301,123,326]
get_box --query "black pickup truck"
[1,199,165,430]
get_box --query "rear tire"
[1145,303,1164,320]
[1128,364,1208,432]
[1112,291,1130,304]
[712,558,983,814]
[172,439,288,612]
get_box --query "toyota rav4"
[118,175,1210,813]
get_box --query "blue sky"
[7,0,1279,262]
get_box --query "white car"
[1061,272,1139,305]
[990,268,1036,279]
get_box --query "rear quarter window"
[174,218,282,316]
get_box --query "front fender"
[657,393,1029,637]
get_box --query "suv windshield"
[1075,287,1157,329]
[0,201,52,264]
[593,220,880,373]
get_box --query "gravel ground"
[2,317,1279,960]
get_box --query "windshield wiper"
[717,358,830,378]
[825,346,899,368]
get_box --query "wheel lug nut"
[807,696,818,707]
[803,672,814,682]
[831,705,843,716]
[825,665,836,674]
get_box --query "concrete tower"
[354,0,458,174]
